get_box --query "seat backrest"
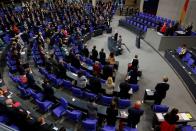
[101,95,113,106]
[84,91,97,100]
[153,105,169,113]
[188,58,194,66]
[118,99,131,108]
[60,97,68,109]
[72,87,83,97]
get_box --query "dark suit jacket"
[155,82,169,99]
[38,123,52,131]
[106,107,118,126]
[99,51,106,61]
[119,82,130,99]
[127,108,144,126]
[132,59,138,68]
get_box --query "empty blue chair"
[123,126,138,131]
[62,80,72,90]
[52,97,68,118]
[182,53,192,62]
[130,84,139,92]
[17,86,31,98]
[84,91,97,100]
[66,110,82,122]
[0,115,8,123]
[153,105,169,113]
[82,118,97,131]
[101,125,116,131]
[70,66,78,73]
[29,89,43,101]
[187,58,195,68]
[100,79,106,84]
[86,58,94,65]
[118,99,131,109]
[176,47,182,54]
[8,72,20,83]
[72,87,83,97]
[100,95,113,106]
[35,99,54,112]
[181,125,193,131]
[10,124,20,131]
[192,67,196,74]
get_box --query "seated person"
[76,71,87,89]
[178,44,187,58]
[160,22,167,34]
[105,77,115,96]
[185,23,193,36]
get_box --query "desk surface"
[54,90,129,119]
[155,112,195,123]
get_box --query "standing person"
[160,108,179,131]
[87,98,98,119]
[118,81,130,99]
[76,71,87,89]
[99,48,106,64]
[105,77,115,96]
[160,22,167,34]
[82,44,89,58]
[132,55,139,69]
[42,78,56,103]
[93,61,101,76]
[127,101,144,128]
[91,45,98,61]
[107,52,116,65]
[106,103,118,126]
[154,76,169,105]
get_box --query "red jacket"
[160,121,176,131]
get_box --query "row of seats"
[38,67,139,107]
[176,47,196,74]
[137,12,176,25]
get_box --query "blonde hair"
[107,77,113,85]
